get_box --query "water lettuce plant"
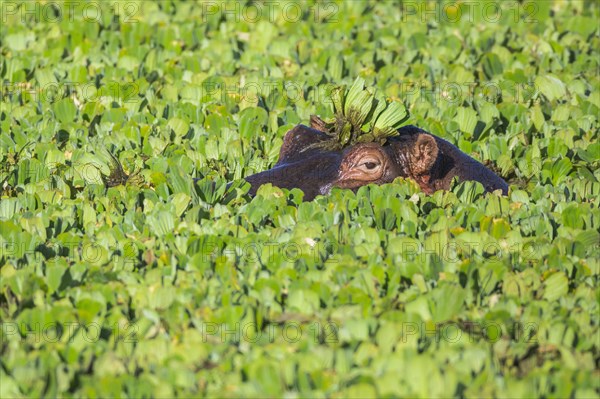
[309,77,410,150]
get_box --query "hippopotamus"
[244,117,508,200]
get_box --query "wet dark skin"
[244,121,509,201]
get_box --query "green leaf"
[171,193,191,217]
[330,86,345,114]
[287,288,319,314]
[150,210,176,237]
[543,272,569,301]
[430,284,467,322]
[5,32,35,51]
[346,89,375,128]
[482,53,503,78]
[373,101,408,131]
[46,263,67,294]
[35,68,57,87]
[328,55,344,80]
[167,117,190,137]
[551,158,572,185]
[53,98,77,124]
[344,77,366,115]
[454,107,478,135]
[535,75,567,101]
[74,154,107,185]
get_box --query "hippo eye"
[358,158,381,172]
[338,146,387,184]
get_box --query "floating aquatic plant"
[103,152,144,188]
[309,77,410,151]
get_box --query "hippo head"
[244,120,439,200]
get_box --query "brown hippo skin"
[244,122,508,201]
[386,125,509,195]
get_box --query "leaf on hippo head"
[308,77,410,151]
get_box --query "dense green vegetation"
[1,1,598,397]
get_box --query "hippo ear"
[411,134,439,175]
[277,124,329,165]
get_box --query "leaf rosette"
[310,77,410,151]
